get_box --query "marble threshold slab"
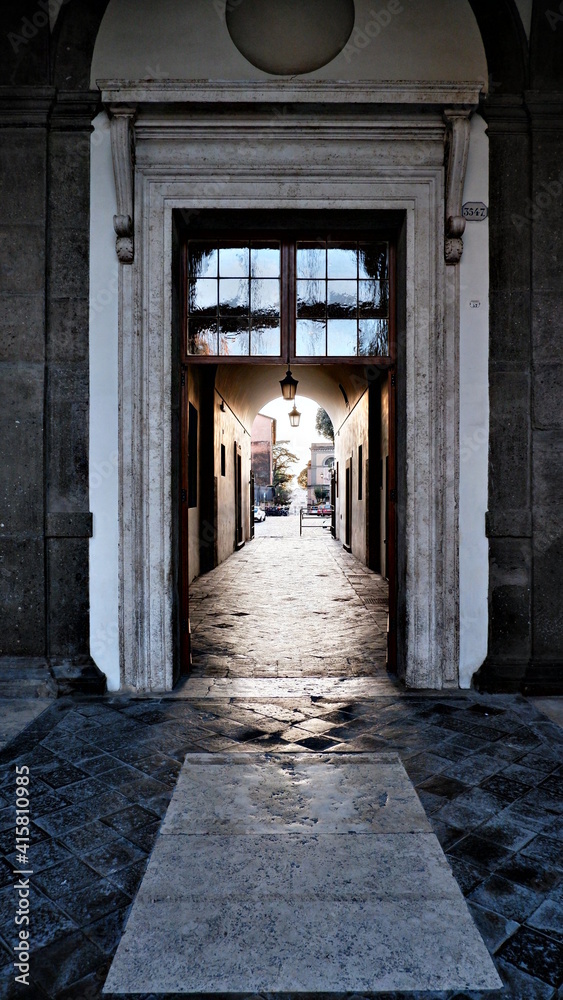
[103,752,502,995]
[165,676,400,699]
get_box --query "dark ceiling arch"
[529,0,563,90]
[52,0,531,96]
[467,0,529,93]
[51,0,111,90]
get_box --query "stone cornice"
[0,87,55,127]
[49,90,102,131]
[479,94,529,134]
[99,79,483,111]
[525,91,563,130]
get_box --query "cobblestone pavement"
[189,515,389,677]
[0,691,562,998]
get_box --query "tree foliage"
[272,443,299,503]
[297,467,309,489]
[315,407,334,441]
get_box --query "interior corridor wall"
[214,390,252,567]
[334,391,369,565]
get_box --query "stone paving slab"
[104,753,501,995]
[171,677,400,699]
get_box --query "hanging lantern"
[279,367,298,401]
[288,403,301,428]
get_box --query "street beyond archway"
[188,514,390,679]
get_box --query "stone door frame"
[100,81,481,691]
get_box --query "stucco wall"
[91,0,487,85]
[215,394,252,567]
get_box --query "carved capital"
[443,110,471,265]
[109,106,136,264]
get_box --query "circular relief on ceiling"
[226,0,356,76]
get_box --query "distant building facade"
[251,414,276,502]
[307,444,335,504]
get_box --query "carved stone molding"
[443,110,472,264]
[109,106,136,263]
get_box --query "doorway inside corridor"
[177,211,400,683]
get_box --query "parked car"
[252,506,265,522]
[317,503,333,516]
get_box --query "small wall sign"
[470,300,481,309]
[462,202,488,221]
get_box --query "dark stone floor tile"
[34,855,101,899]
[34,802,99,837]
[539,776,563,804]
[30,930,107,997]
[469,873,545,922]
[0,822,47,853]
[293,735,342,751]
[447,834,513,872]
[499,762,542,788]
[0,883,78,950]
[55,776,109,806]
[527,894,563,943]
[77,752,120,776]
[83,903,131,955]
[447,855,490,895]
[417,774,471,800]
[59,819,122,855]
[474,811,537,853]
[57,876,131,925]
[118,819,161,854]
[480,773,531,804]
[497,855,563,895]
[100,803,160,838]
[87,789,132,818]
[544,816,563,841]
[107,857,149,896]
[36,759,90,788]
[498,925,563,987]
[516,750,562,775]
[494,955,558,1000]
[467,901,519,953]
[5,837,73,874]
[0,955,50,999]
[432,788,505,829]
[499,791,562,833]
[81,835,145,877]
[32,785,70,816]
[523,835,563,869]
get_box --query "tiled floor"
[189,516,389,677]
[0,522,562,998]
[0,691,562,998]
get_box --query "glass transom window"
[296,241,389,357]
[186,237,390,359]
[187,242,281,356]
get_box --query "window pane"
[358,243,388,280]
[327,280,357,319]
[327,319,357,356]
[251,324,280,356]
[219,246,249,277]
[219,319,249,356]
[251,245,280,277]
[296,319,325,356]
[359,319,389,356]
[359,279,388,316]
[189,244,217,278]
[296,244,325,279]
[251,278,279,317]
[189,278,217,315]
[327,246,357,278]
[297,279,325,319]
[219,278,249,316]
[188,317,218,355]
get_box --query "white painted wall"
[91,0,486,85]
[458,113,489,688]
[89,111,120,691]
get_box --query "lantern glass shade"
[288,404,301,428]
[279,368,298,401]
